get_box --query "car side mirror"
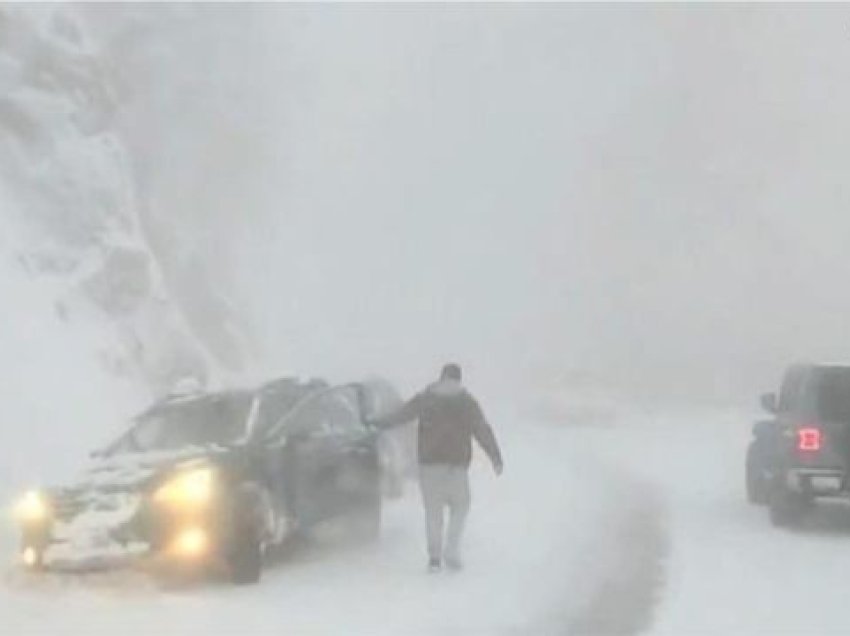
[760,392,778,414]
[753,420,773,437]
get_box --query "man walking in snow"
[371,363,503,572]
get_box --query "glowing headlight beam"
[22,547,39,567]
[13,491,49,523]
[154,468,214,507]
[171,526,209,558]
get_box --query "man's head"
[440,363,462,382]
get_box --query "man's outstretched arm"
[369,393,424,430]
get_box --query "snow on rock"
[0,5,213,397]
[0,234,141,499]
[0,5,250,500]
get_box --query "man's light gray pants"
[419,464,471,562]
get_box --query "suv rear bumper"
[786,468,845,496]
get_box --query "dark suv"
[13,377,394,584]
[746,364,850,526]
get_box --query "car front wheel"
[228,529,262,585]
[227,485,271,585]
[745,442,769,505]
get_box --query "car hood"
[49,446,231,520]
[83,447,226,490]
[37,446,232,568]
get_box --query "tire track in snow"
[564,462,670,636]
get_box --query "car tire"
[228,530,262,585]
[227,485,270,585]
[768,485,808,527]
[745,443,769,505]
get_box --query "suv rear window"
[816,368,850,422]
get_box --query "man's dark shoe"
[445,556,463,572]
[427,558,442,573]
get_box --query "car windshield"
[252,383,315,437]
[113,393,254,455]
[816,368,850,422]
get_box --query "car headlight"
[170,526,210,558]
[14,490,50,524]
[153,468,215,508]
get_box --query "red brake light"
[797,427,822,452]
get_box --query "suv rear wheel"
[745,442,769,505]
[768,485,809,527]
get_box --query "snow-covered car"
[12,377,390,584]
[746,364,850,526]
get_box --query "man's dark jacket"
[374,379,502,469]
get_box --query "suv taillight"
[797,427,823,452]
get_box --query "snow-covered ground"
[0,410,615,636]
[571,407,850,635]
[5,399,850,635]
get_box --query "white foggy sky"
[90,4,850,400]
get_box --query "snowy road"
[575,408,850,636]
[0,411,633,636]
[4,405,850,635]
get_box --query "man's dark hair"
[440,363,462,381]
